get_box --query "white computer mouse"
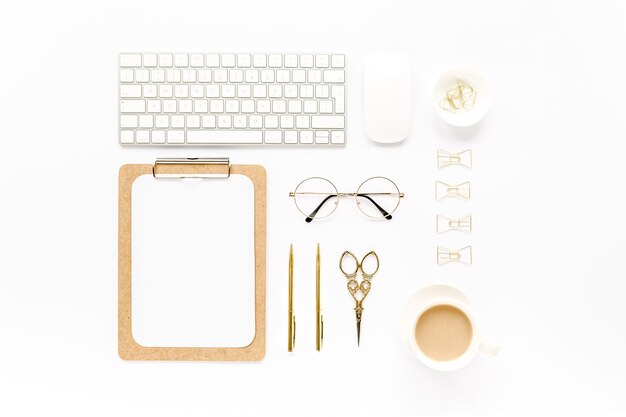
[363,52,412,143]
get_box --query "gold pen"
[288,244,296,352]
[316,243,323,351]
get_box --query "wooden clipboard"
[118,158,266,361]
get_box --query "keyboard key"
[206,85,220,98]
[120,130,134,143]
[300,54,314,68]
[139,115,154,128]
[284,130,298,143]
[292,69,306,83]
[163,100,177,112]
[296,115,309,128]
[229,69,243,83]
[319,100,333,114]
[194,99,208,113]
[245,69,259,83]
[159,84,173,98]
[272,100,286,113]
[166,69,181,82]
[285,85,298,98]
[136,130,150,143]
[155,115,169,128]
[174,54,189,67]
[120,115,138,128]
[237,54,251,68]
[268,85,282,98]
[253,85,267,98]
[315,130,329,144]
[331,85,345,113]
[237,84,251,98]
[331,130,345,144]
[222,54,236,68]
[202,115,216,128]
[120,85,142,98]
[151,69,165,82]
[311,115,344,128]
[308,69,322,83]
[303,100,317,113]
[249,115,263,128]
[213,69,228,83]
[276,69,290,83]
[159,54,173,67]
[300,85,314,98]
[233,115,247,128]
[187,115,200,128]
[120,53,142,67]
[253,54,267,68]
[210,99,224,113]
[147,100,161,113]
[143,53,158,67]
[206,54,220,67]
[257,100,270,113]
[315,54,329,68]
[315,85,329,98]
[135,69,150,83]
[287,100,302,113]
[264,115,278,128]
[198,69,212,82]
[120,100,146,113]
[167,130,185,143]
[241,99,255,113]
[261,69,275,83]
[331,54,345,68]
[222,84,235,98]
[171,115,185,128]
[323,69,345,83]
[182,69,197,82]
[284,54,298,68]
[300,130,314,143]
[190,85,204,98]
[187,130,263,144]
[265,130,282,143]
[120,69,134,83]
[190,54,204,67]
[174,85,189,98]
[179,100,193,113]
[280,115,294,128]
[225,99,240,113]
[151,130,166,143]
[268,54,283,68]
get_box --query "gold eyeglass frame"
[289,176,405,221]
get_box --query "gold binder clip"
[288,244,296,352]
[437,149,472,169]
[437,214,472,234]
[436,181,471,200]
[437,246,473,266]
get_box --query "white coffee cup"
[400,284,499,371]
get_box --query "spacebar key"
[187,130,263,144]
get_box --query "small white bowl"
[433,67,490,127]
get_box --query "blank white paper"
[131,174,255,348]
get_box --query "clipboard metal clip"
[152,157,231,179]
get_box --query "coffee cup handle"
[479,337,500,356]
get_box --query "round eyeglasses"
[289,176,404,222]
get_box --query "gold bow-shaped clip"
[437,214,472,234]
[436,181,471,201]
[437,149,472,169]
[437,246,473,266]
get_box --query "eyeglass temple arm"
[356,193,392,220]
[305,193,392,222]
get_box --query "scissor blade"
[356,318,361,347]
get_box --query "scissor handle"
[339,251,359,277]
[359,251,380,277]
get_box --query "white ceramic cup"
[400,284,499,371]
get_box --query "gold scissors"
[339,250,380,346]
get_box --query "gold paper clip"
[437,246,473,266]
[288,244,296,352]
[315,244,323,351]
[437,149,472,169]
[436,181,471,200]
[437,214,472,234]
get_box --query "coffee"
[414,304,473,362]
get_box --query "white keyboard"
[118,52,346,146]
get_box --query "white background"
[1,0,625,415]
